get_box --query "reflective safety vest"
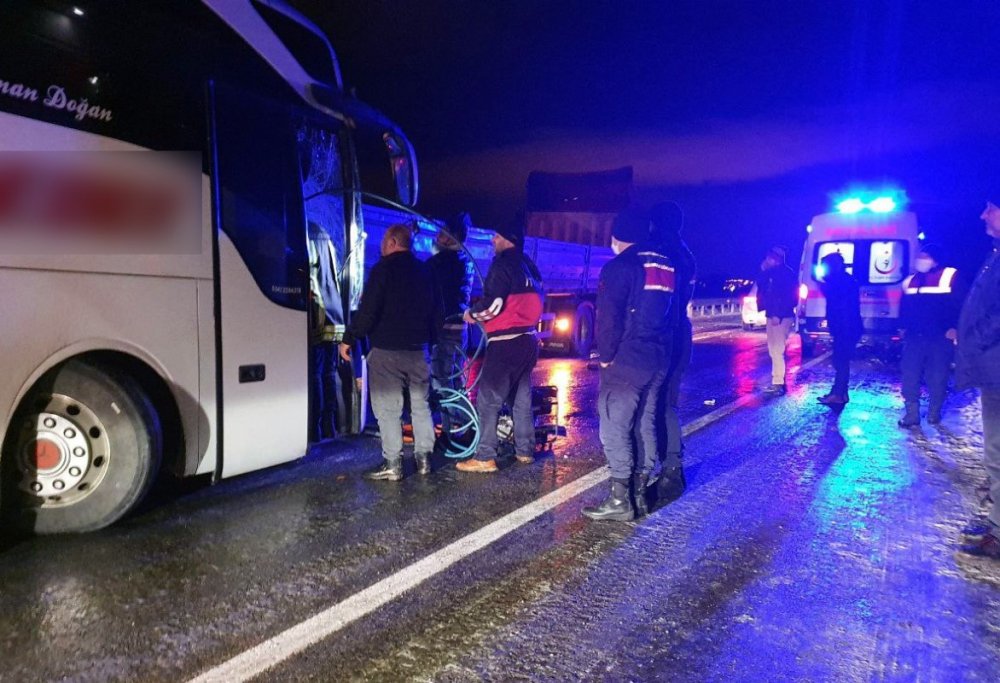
[902,266,957,295]
[900,266,962,336]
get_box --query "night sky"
[293,0,1000,278]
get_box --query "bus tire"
[572,303,596,358]
[2,359,162,534]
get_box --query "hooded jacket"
[956,240,1000,390]
[468,247,544,341]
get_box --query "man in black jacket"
[340,224,443,481]
[583,206,675,521]
[650,201,695,503]
[428,212,475,456]
[757,246,798,395]
[958,200,1000,559]
[457,217,544,473]
[898,243,964,427]
[817,252,862,406]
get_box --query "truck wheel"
[572,303,596,358]
[799,333,816,358]
[2,359,162,534]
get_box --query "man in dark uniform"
[649,201,695,504]
[898,243,964,427]
[457,216,544,473]
[427,212,475,460]
[817,252,862,406]
[583,206,675,521]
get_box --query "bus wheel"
[572,303,596,358]
[2,360,162,534]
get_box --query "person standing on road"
[957,200,1000,559]
[816,252,862,406]
[456,216,544,473]
[339,224,442,481]
[897,244,965,427]
[308,222,343,442]
[649,201,695,503]
[757,246,799,396]
[428,212,475,457]
[583,206,675,521]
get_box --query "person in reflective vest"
[898,243,965,427]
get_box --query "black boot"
[655,466,686,506]
[898,402,920,428]
[415,452,432,475]
[633,473,650,517]
[364,460,403,481]
[582,480,634,522]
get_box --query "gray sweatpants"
[367,347,436,465]
[982,389,1000,529]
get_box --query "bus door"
[297,114,358,440]
[209,82,310,478]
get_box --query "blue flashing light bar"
[836,198,866,214]
[868,196,896,213]
[833,189,905,215]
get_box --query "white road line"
[188,350,834,683]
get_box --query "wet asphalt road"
[2,325,1000,682]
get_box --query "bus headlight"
[554,317,571,333]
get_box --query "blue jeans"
[431,328,467,441]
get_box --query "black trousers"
[475,335,538,460]
[831,333,859,396]
[657,326,691,469]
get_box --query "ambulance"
[797,191,920,356]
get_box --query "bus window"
[211,82,308,310]
[868,240,907,284]
[298,118,348,324]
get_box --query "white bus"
[0,1,418,533]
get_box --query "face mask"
[915,258,934,273]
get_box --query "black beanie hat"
[445,211,471,243]
[650,201,684,236]
[612,205,651,244]
[496,211,525,249]
[919,242,945,263]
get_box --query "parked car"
[741,284,767,330]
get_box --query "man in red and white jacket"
[457,218,544,472]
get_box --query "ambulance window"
[816,242,855,274]
[868,240,907,284]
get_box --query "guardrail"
[687,298,742,318]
